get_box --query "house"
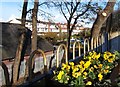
[8,18,86,35]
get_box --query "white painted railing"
[84,38,90,54]
[73,41,81,59]
[28,49,47,81]
[56,44,68,67]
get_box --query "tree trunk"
[31,0,39,52]
[67,31,71,59]
[91,0,116,38]
[13,0,28,84]
[67,22,71,59]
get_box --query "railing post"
[84,39,86,54]
[98,36,102,52]
[87,39,90,52]
[101,34,104,52]
[91,38,93,50]
[84,38,90,54]
[56,44,68,68]
[94,38,97,49]
[96,36,99,51]
[28,49,47,82]
[73,41,81,59]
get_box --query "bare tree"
[91,0,116,38]
[31,0,39,52]
[52,0,101,58]
[13,0,28,84]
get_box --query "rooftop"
[1,22,54,60]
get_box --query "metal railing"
[28,49,47,81]
[84,38,90,54]
[91,34,104,51]
[73,41,81,59]
[56,44,68,68]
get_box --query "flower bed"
[52,51,120,87]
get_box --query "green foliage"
[40,32,67,45]
[73,29,91,39]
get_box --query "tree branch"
[38,2,48,6]
[91,0,116,38]
[69,2,80,22]
[71,1,73,13]
[27,9,33,14]
[64,2,71,15]
[70,0,92,32]
[27,2,48,13]
[60,2,68,21]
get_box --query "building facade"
[9,18,86,35]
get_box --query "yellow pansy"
[89,67,94,71]
[57,71,64,80]
[83,72,87,76]
[72,73,76,78]
[80,60,85,65]
[89,52,92,55]
[104,51,113,60]
[81,68,85,73]
[88,56,92,60]
[108,59,113,63]
[76,72,81,78]
[84,61,91,68]
[86,81,92,85]
[99,64,103,68]
[91,51,97,59]
[103,53,109,60]
[66,65,70,70]
[105,51,112,56]
[104,69,109,74]
[73,67,79,73]
[76,65,83,69]
[83,72,87,79]
[72,72,81,78]
[69,62,74,66]
[71,66,75,70]
[62,63,67,70]
[95,53,100,60]
[98,73,103,81]
[62,63,70,70]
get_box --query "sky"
[0,0,120,28]
[0,1,23,22]
[0,0,66,22]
